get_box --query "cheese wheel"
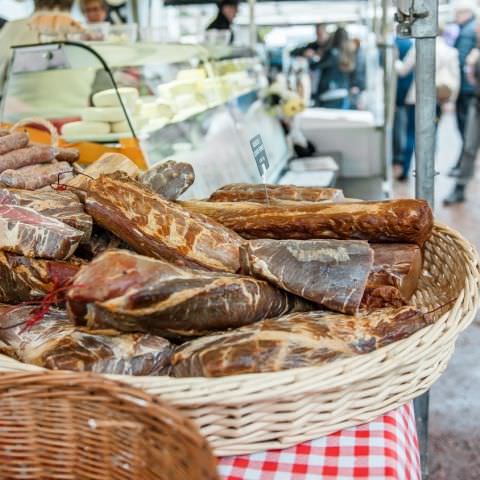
[156,101,174,119]
[138,101,158,119]
[92,87,139,109]
[112,117,147,133]
[177,68,206,82]
[82,107,126,123]
[62,121,111,136]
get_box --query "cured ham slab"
[0,205,83,259]
[172,306,433,377]
[241,239,373,314]
[208,183,344,204]
[180,199,434,245]
[84,172,243,272]
[0,305,172,375]
[140,160,195,200]
[0,188,92,242]
[75,226,124,260]
[0,252,81,303]
[67,250,302,339]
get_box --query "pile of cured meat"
[0,128,79,190]
[0,151,436,378]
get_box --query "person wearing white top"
[395,34,460,180]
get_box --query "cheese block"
[92,87,139,109]
[111,117,147,134]
[156,101,174,119]
[82,107,126,123]
[61,121,110,136]
[137,100,158,119]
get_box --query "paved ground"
[394,112,480,479]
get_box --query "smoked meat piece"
[241,239,373,314]
[85,172,243,273]
[67,250,300,339]
[0,252,81,303]
[140,160,195,200]
[74,226,124,260]
[0,205,82,259]
[0,132,29,155]
[0,188,92,242]
[0,161,74,190]
[180,199,434,245]
[172,306,433,377]
[0,144,56,173]
[368,244,422,301]
[209,183,344,204]
[0,305,172,375]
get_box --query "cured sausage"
[0,132,29,155]
[0,144,56,173]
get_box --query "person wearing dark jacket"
[207,0,239,44]
[0,18,6,30]
[453,1,477,140]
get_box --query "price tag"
[250,134,270,177]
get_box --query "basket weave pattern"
[0,372,219,480]
[0,224,478,456]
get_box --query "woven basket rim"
[0,222,477,399]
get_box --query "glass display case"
[0,40,294,198]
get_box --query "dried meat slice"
[171,307,434,377]
[208,183,344,204]
[180,199,434,246]
[140,160,195,200]
[85,172,243,273]
[241,239,373,314]
[0,205,82,259]
[0,305,173,375]
[0,252,81,303]
[0,188,92,242]
[67,250,302,339]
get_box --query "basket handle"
[10,117,59,148]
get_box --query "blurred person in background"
[349,37,366,109]
[291,24,331,62]
[313,26,356,109]
[450,0,476,176]
[0,17,6,30]
[0,0,78,95]
[393,37,415,170]
[444,22,480,205]
[80,0,111,24]
[207,0,239,44]
[395,26,460,181]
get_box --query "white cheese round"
[61,121,111,136]
[82,107,126,123]
[92,87,139,109]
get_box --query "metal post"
[395,0,438,478]
[248,0,256,49]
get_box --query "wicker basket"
[0,371,219,480]
[0,223,478,456]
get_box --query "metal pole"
[415,37,436,204]
[395,1,438,478]
[248,0,256,49]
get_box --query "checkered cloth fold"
[218,402,420,480]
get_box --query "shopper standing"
[453,0,477,139]
[206,0,239,45]
[395,30,460,181]
[80,0,111,24]
[313,27,356,109]
[444,24,480,205]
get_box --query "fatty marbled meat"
[0,161,74,190]
[171,306,433,377]
[67,250,302,339]
[0,305,173,375]
[140,160,195,200]
[241,239,373,314]
[0,188,92,242]
[0,205,82,259]
[0,252,81,303]
[85,172,243,273]
[208,183,344,204]
[180,199,434,246]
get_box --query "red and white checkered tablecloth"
[218,402,420,480]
